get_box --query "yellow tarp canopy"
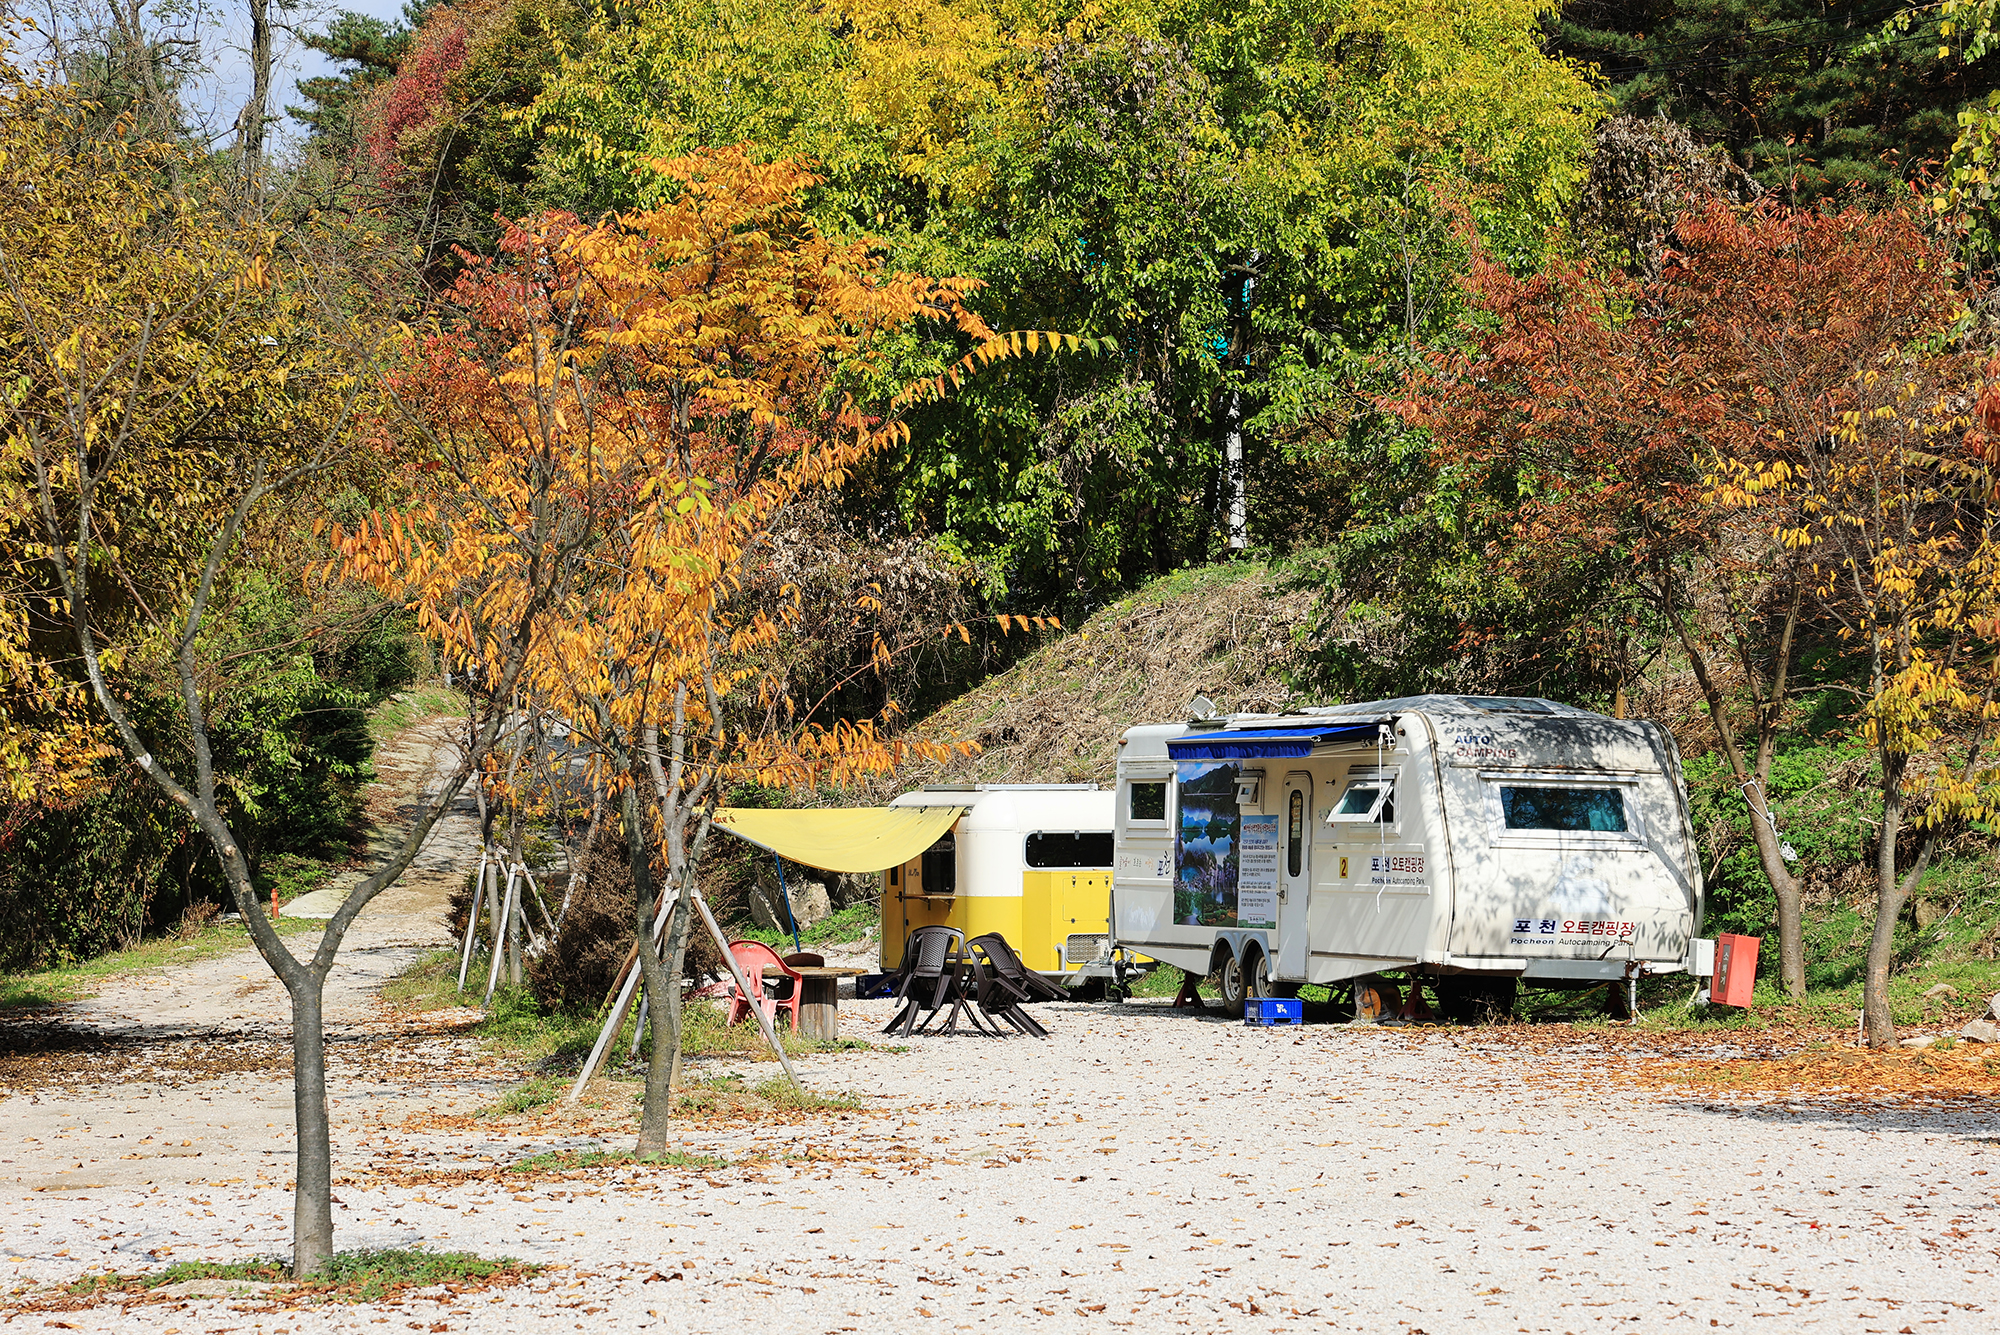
[711,805,966,874]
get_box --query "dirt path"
[0,715,501,1200]
[4,1004,1999,1333]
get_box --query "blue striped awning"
[1166,723,1385,761]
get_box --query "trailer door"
[1277,772,1312,979]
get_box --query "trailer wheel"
[1243,948,1299,1000]
[1067,976,1108,1002]
[1214,952,1248,1017]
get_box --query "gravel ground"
[4,994,1999,1334]
[6,721,1997,1332]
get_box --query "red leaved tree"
[361,16,469,188]
[1395,199,1957,997]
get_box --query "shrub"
[524,826,723,1016]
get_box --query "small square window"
[1129,781,1168,822]
[1326,779,1395,824]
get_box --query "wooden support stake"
[483,866,520,1005]
[457,848,490,992]
[628,996,649,1060]
[507,864,523,987]
[692,886,799,1087]
[567,891,677,1103]
[599,940,641,1016]
[521,866,558,936]
[566,885,799,1099]
[507,863,546,951]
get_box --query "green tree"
[395,0,1602,608]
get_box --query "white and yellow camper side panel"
[879,788,1116,974]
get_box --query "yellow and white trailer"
[881,785,1118,981]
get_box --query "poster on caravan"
[1175,760,1279,928]
[1175,761,1238,925]
[1236,815,1279,930]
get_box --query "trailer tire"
[1243,948,1298,1000]
[1067,976,1108,1002]
[1214,952,1248,1017]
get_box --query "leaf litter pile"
[1415,1024,2000,1109]
[0,1014,512,1097]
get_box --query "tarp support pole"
[775,853,801,954]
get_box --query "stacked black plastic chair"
[965,933,1063,1037]
[882,925,968,1038]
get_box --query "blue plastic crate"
[1245,996,1303,1026]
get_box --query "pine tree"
[288,3,435,146]
[1552,1,2000,198]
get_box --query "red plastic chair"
[726,939,803,1031]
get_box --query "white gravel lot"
[5,992,1999,1334]
[7,722,1995,1331]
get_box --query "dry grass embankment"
[871,561,1310,792]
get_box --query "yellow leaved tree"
[1794,355,2000,1046]
[0,67,566,1273]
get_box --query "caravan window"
[1026,832,1115,868]
[920,833,958,895]
[1500,786,1627,833]
[1328,778,1395,824]
[1286,789,1306,876]
[1129,781,1168,822]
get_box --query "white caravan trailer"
[1109,695,1702,1015]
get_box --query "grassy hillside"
[873,561,1309,792]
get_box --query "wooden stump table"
[765,966,864,1041]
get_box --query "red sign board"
[1712,933,1760,1009]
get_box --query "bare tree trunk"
[1670,598,1807,995]
[508,877,522,988]
[661,888,692,1095]
[289,983,333,1268]
[505,713,528,988]
[1221,385,1246,552]
[1863,752,1911,1047]
[29,438,535,1276]
[238,0,272,189]
[622,778,676,1156]
[644,692,701,1101]
[8,197,583,1278]
[562,781,605,927]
